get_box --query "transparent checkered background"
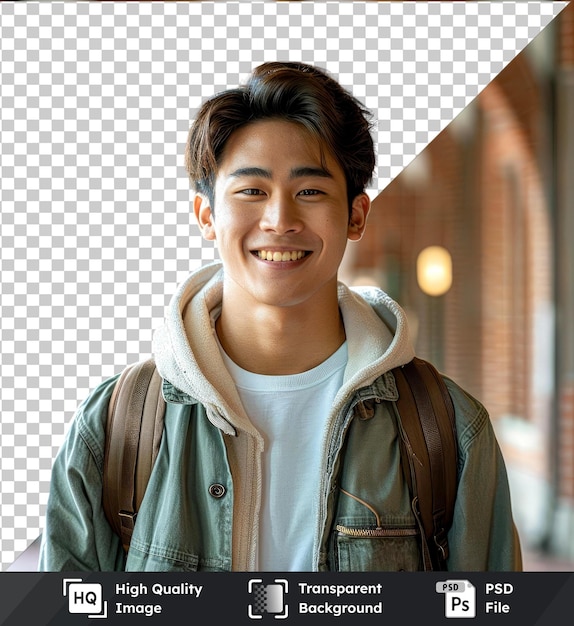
[0,1,566,570]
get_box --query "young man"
[39,62,522,572]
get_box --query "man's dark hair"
[185,61,376,213]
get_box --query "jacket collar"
[161,364,400,406]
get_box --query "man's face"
[194,118,369,311]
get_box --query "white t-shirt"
[220,342,348,571]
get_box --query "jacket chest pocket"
[332,524,423,572]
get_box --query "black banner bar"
[1,572,573,625]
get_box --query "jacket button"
[209,483,226,498]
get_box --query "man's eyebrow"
[227,166,333,180]
[290,166,333,179]
[228,167,272,179]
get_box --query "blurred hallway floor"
[523,549,574,572]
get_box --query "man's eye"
[298,189,322,196]
[240,188,264,196]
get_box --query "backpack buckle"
[434,527,449,562]
[119,510,137,530]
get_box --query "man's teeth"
[257,250,306,262]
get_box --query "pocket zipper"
[337,487,419,538]
[336,524,419,538]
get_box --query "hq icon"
[63,579,108,619]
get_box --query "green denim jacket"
[39,367,522,572]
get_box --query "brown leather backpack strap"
[393,357,458,571]
[103,358,165,552]
[411,358,458,534]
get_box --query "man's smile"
[252,250,311,262]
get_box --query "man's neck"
[215,295,345,376]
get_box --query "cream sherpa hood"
[152,262,415,434]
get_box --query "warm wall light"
[416,246,453,296]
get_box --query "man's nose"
[259,194,303,234]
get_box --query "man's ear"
[347,193,370,241]
[193,194,216,241]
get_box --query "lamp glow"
[416,246,453,296]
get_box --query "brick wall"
[556,2,574,501]
[559,379,574,499]
[558,2,574,68]
[355,23,554,478]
